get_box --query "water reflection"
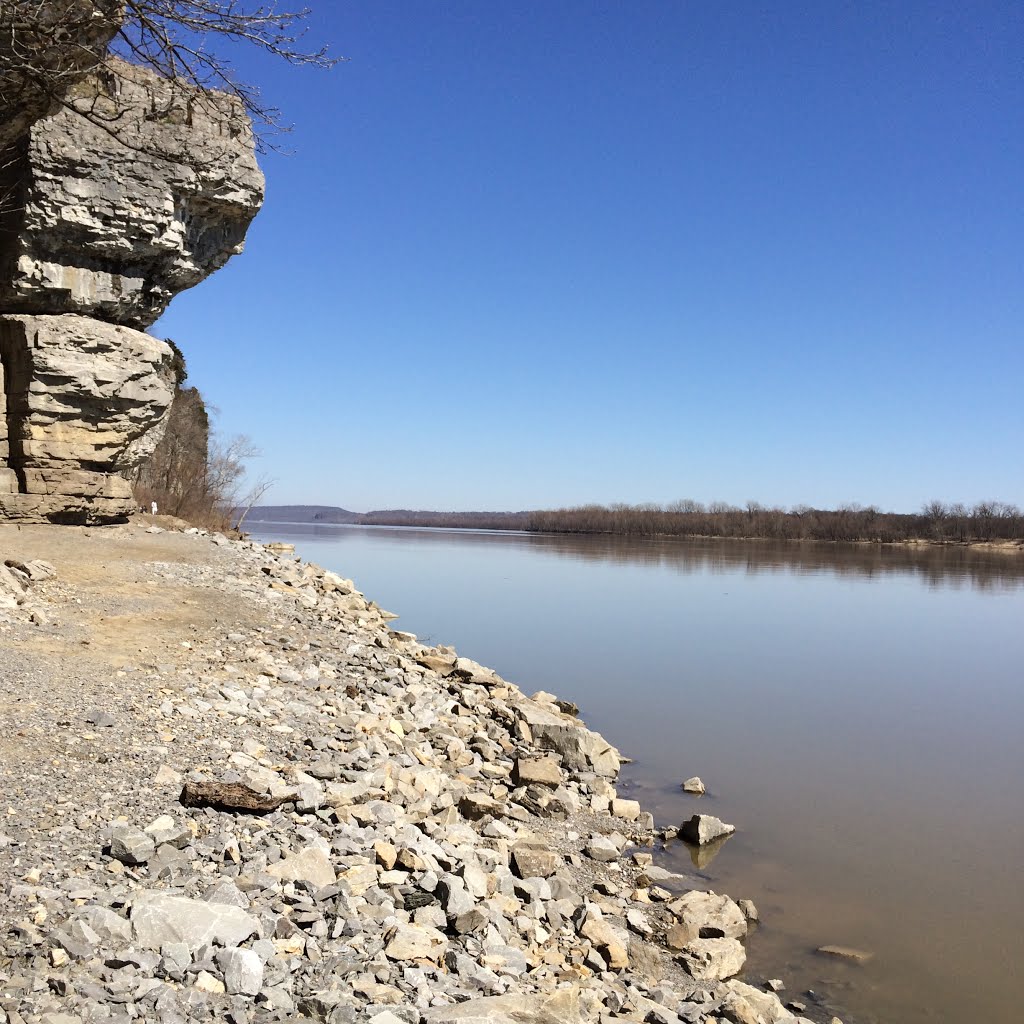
[259,522,1024,591]
[252,521,1024,1024]
[682,834,732,869]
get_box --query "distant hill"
[361,510,531,530]
[242,505,362,524]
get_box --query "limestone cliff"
[0,58,265,327]
[0,32,264,523]
[0,315,176,522]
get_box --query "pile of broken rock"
[0,532,827,1024]
[0,557,55,624]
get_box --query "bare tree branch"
[1,1,340,153]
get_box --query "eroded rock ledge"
[0,57,264,328]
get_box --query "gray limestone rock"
[0,58,264,328]
[76,906,132,944]
[216,948,263,996]
[679,813,736,846]
[722,981,797,1024]
[383,923,447,963]
[130,891,259,952]
[511,757,563,787]
[677,936,747,981]
[109,825,156,865]
[511,843,561,879]
[515,700,621,777]
[265,844,336,888]
[0,314,174,522]
[584,834,620,863]
[668,891,747,940]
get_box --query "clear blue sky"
[153,1,1023,513]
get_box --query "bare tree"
[1,1,339,151]
[233,473,274,531]
[130,376,274,531]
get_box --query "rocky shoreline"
[0,522,841,1024]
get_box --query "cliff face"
[0,58,265,327]
[0,39,264,523]
[0,315,176,522]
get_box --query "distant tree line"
[247,500,1024,545]
[524,500,1024,544]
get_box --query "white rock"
[384,923,447,962]
[265,845,335,888]
[131,892,258,952]
[217,947,263,995]
[679,813,736,845]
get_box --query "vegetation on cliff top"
[130,345,271,529]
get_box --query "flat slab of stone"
[512,757,563,787]
[511,843,561,879]
[384,923,447,962]
[265,845,336,888]
[130,891,258,952]
[422,988,582,1024]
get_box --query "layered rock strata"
[0,57,264,327]
[0,24,264,522]
[0,314,176,521]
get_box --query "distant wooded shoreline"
[245,501,1024,547]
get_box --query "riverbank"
[1,521,840,1024]
[247,504,1024,551]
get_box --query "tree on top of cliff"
[1,1,338,151]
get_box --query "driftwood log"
[179,781,286,814]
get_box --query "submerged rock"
[817,944,874,963]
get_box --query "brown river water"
[252,524,1024,1024]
